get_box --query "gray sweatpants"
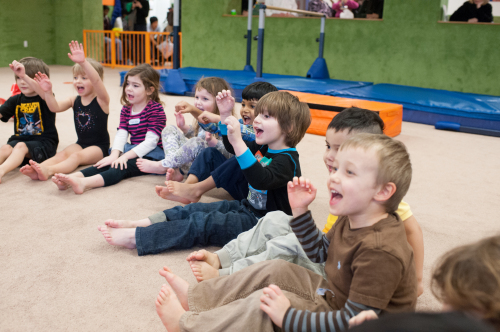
[215,211,327,278]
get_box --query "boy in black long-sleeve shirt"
[98,91,311,255]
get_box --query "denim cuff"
[215,247,232,269]
[236,148,256,170]
[148,211,167,224]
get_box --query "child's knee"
[12,142,29,153]
[0,144,14,154]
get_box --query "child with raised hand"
[136,77,234,181]
[97,91,310,256]
[349,235,500,331]
[153,134,417,332]
[19,41,110,181]
[0,57,58,183]
[156,81,278,204]
[52,63,166,194]
[185,108,424,297]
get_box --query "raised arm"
[68,41,110,113]
[9,61,45,98]
[34,73,73,113]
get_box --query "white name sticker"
[129,118,140,125]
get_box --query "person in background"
[450,0,493,23]
[332,0,359,17]
[307,0,333,17]
[355,0,384,18]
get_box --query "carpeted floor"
[1,65,499,331]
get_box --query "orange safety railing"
[82,30,182,69]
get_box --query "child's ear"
[146,86,155,96]
[374,182,396,203]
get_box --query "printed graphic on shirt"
[15,102,43,136]
[76,108,96,132]
[247,185,267,210]
[246,153,273,210]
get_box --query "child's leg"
[32,145,102,181]
[0,144,13,165]
[186,147,228,184]
[211,157,248,201]
[155,176,216,204]
[0,142,29,183]
[56,172,105,194]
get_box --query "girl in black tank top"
[19,41,111,182]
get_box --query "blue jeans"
[135,200,258,256]
[188,147,249,201]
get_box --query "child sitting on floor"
[97,91,311,255]
[53,64,166,194]
[350,235,500,331]
[0,57,58,184]
[155,81,278,204]
[185,108,424,296]
[154,133,417,331]
[20,41,110,181]
[136,77,235,181]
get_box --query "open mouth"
[242,115,251,125]
[127,94,134,100]
[330,189,343,205]
[255,128,264,137]
[77,86,84,93]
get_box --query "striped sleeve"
[290,211,330,263]
[118,106,130,131]
[282,300,381,332]
[145,102,166,137]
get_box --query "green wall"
[0,0,101,67]
[182,0,500,95]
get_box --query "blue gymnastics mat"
[334,84,500,131]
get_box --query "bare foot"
[0,169,4,184]
[159,266,190,311]
[20,164,39,180]
[185,249,221,269]
[97,225,137,249]
[56,173,85,194]
[167,181,202,204]
[52,175,69,190]
[104,218,152,228]
[155,283,185,332]
[155,182,191,204]
[165,168,184,182]
[30,160,51,181]
[136,158,168,174]
[189,261,220,282]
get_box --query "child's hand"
[216,90,235,120]
[111,155,129,170]
[349,310,378,328]
[225,115,242,143]
[67,40,86,64]
[175,101,196,115]
[174,110,186,129]
[34,72,52,93]
[205,132,218,147]
[198,111,220,125]
[287,176,317,217]
[260,284,290,328]
[94,155,118,169]
[9,60,26,79]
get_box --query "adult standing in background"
[450,0,493,23]
[125,0,150,64]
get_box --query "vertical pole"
[111,32,116,69]
[256,4,265,78]
[318,15,325,58]
[244,0,253,70]
[173,0,181,69]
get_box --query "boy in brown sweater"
[154,133,417,332]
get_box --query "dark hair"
[150,16,158,24]
[242,82,278,101]
[255,91,311,147]
[432,235,500,330]
[120,64,162,106]
[17,57,50,80]
[103,5,109,11]
[328,108,384,134]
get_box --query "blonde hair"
[469,0,489,5]
[73,58,104,80]
[254,91,311,147]
[340,133,412,213]
[17,57,50,79]
[431,235,500,329]
[193,77,234,136]
[120,64,162,106]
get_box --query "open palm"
[216,90,235,116]
[287,177,317,211]
[68,40,85,63]
[34,73,52,92]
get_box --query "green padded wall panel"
[182,0,500,95]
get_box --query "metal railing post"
[173,0,181,69]
[256,4,265,78]
[319,16,325,58]
[244,0,254,71]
